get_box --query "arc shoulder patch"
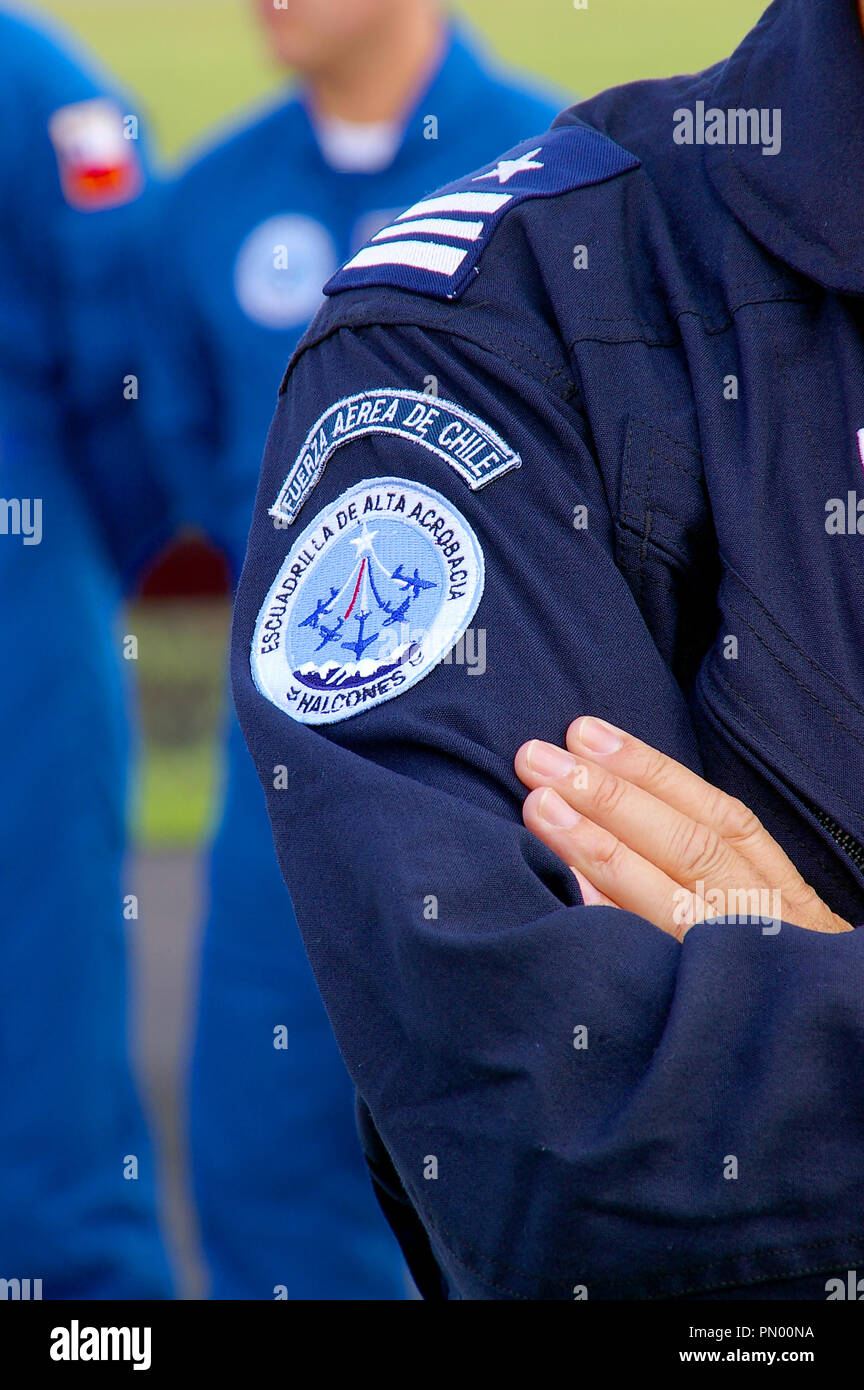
[323,125,640,302]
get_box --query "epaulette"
[323,124,640,302]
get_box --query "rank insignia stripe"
[323,125,640,301]
[269,388,521,525]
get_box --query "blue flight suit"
[232,0,864,1300]
[0,10,171,1297]
[144,26,564,1297]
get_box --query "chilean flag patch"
[48,98,142,212]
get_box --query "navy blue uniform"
[0,9,170,1297]
[235,0,864,1299]
[143,27,563,1297]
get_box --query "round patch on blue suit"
[234,213,338,329]
[251,476,485,725]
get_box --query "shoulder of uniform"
[323,121,640,304]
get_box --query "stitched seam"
[725,598,864,755]
[285,317,578,400]
[622,417,698,455]
[288,289,817,388]
[710,660,864,821]
[567,292,816,351]
[631,526,695,572]
[445,301,573,379]
[618,422,702,573]
[620,454,703,499]
[620,416,637,512]
[566,294,808,330]
[642,504,701,527]
[638,442,658,602]
[693,697,862,900]
[384,308,570,379]
[616,529,683,583]
[618,419,706,575]
[644,452,703,481]
[456,337,578,402]
[623,556,680,592]
[719,559,864,723]
[373,324,578,402]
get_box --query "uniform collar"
[297,24,486,177]
[705,0,864,294]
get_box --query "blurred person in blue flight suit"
[0,6,171,1298]
[142,0,565,1298]
[232,0,864,1301]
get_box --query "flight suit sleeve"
[11,25,171,581]
[232,316,864,1300]
[135,180,232,562]
[56,187,173,585]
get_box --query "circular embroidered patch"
[251,476,485,725]
[233,214,338,329]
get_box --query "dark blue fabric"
[0,7,170,1298]
[232,0,864,1300]
[143,26,564,1298]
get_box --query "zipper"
[812,808,864,875]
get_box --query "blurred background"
[21,0,768,1296]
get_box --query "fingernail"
[573,869,603,906]
[525,741,576,780]
[537,788,581,828]
[576,717,623,755]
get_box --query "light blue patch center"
[286,516,444,692]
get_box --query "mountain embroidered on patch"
[324,125,640,301]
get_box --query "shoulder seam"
[282,318,581,404]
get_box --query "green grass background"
[29,0,769,845]
[33,0,768,162]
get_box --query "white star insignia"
[473,149,544,185]
[349,523,378,555]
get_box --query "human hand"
[515,717,853,940]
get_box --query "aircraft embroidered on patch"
[323,125,640,301]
